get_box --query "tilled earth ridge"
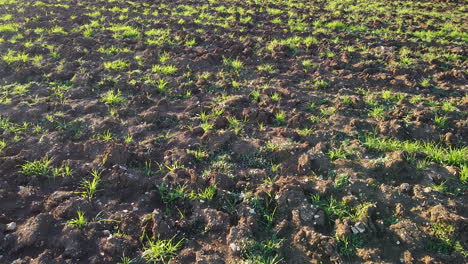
[0,0,467,263]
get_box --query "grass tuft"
[66,210,88,229]
[363,135,467,167]
[143,236,184,263]
[20,157,53,177]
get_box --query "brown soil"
[0,0,467,263]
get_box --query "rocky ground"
[0,0,467,263]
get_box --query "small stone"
[355,222,366,233]
[103,230,111,236]
[351,226,359,234]
[396,240,400,245]
[229,243,239,252]
[400,183,410,192]
[249,208,255,214]
[6,222,16,231]
[314,214,320,219]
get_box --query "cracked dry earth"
[0,0,467,263]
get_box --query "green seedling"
[77,169,103,200]
[66,210,88,229]
[143,236,185,263]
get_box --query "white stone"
[6,222,16,231]
[355,222,366,233]
[229,243,239,252]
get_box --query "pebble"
[400,183,410,192]
[351,226,359,234]
[355,222,366,233]
[229,243,239,252]
[6,222,16,231]
[249,208,255,214]
[314,214,320,219]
